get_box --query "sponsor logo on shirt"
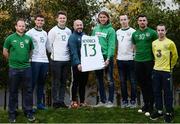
[95,32,107,38]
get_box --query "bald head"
[73,19,83,33]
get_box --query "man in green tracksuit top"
[132,14,158,116]
[92,11,116,108]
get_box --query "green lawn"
[0,107,180,123]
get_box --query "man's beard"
[76,28,83,32]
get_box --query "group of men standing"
[3,10,178,123]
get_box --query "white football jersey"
[26,28,49,63]
[48,26,71,61]
[116,27,136,60]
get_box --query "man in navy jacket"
[68,20,89,108]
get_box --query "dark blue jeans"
[51,60,70,104]
[8,67,33,115]
[152,70,173,113]
[31,62,48,105]
[95,58,114,103]
[117,60,136,103]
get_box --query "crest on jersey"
[13,40,17,43]
[163,44,168,50]
[146,33,150,37]
[127,32,131,36]
[25,39,29,44]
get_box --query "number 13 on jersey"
[81,35,105,72]
[83,43,96,57]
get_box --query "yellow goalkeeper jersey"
[152,38,178,72]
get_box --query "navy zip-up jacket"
[68,31,84,66]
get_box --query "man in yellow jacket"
[150,24,178,123]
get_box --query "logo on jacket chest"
[95,32,107,38]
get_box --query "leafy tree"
[28,0,101,33]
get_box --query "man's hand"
[3,48,9,60]
[77,64,82,71]
[105,59,110,67]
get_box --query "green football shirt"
[132,27,158,62]
[3,32,34,69]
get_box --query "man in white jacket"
[48,11,71,108]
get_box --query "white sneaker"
[128,103,137,108]
[94,102,106,107]
[105,101,114,108]
[145,112,150,117]
[138,109,143,113]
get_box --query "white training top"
[116,27,136,60]
[48,26,71,61]
[26,28,49,63]
[81,35,105,72]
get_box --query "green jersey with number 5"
[3,33,34,69]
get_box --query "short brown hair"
[157,24,166,27]
[34,14,44,20]
[137,14,147,20]
[57,10,67,17]
[15,18,25,25]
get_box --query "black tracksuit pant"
[135,61,154,111]
[71,66,89,103]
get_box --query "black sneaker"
[53,103,60,109]
[26,113,35,122]
[121,100,128,108]
[9,118,16,123]
[59,102,68,108]
[164,113,173,123]
[150,110,163,120]
[138,105,148,113]
[145,107,154,117]
[9,114,16,123]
